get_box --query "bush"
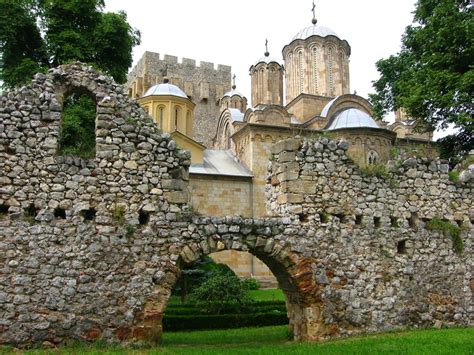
[190,272,251,314]
[242,278,260,290]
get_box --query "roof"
[143,83,187,98]
[292,25,339,41]
[253,56,281,66]
[326,108,379,130]
[320,97,338,117]
[189,150,253,177]
[229,108,244,122]
[223,88,245,98]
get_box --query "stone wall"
[0,65,472,347]
[126,51,232,147]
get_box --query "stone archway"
[129,216,329,343]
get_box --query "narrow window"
[355,215,363,225]
[312,47,318,93]
[390,216,399,227]
[408,214,417,228]
[139,210,150,225]
[24,204,38,218]
[54,208,66,219]
[59,92,96,158]
[328,47,334,95]
[158,107,164,129]
[374,217,381,228]
[0,204,9,215]
[397,240,407,254]
[298,51,304,92]
[82,208,96,221]
[174,107,179,130]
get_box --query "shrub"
[426,217,463,255]
[190,272,251,314]
[242,278,260,290]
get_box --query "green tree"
[370,0,473,158]
[59,93,96,158]
[0,0,140,87]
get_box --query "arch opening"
[58,91,97,158]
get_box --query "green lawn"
[6,326,473,354]
[248,289,285,302]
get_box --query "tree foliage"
[59,93,96,158]
[370,0,473,157]
[0,0,140,87]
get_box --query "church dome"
[143,83,187,98]
[253,56,280,67]
[326,108,379,130]
[223,88,245,98]
[292,25,339,41]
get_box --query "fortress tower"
[126,51,232,147]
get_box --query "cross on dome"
[311,1,317,25]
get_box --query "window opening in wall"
[59,92,96,158]
[82,208,96,221]
[299,214,310,223]
[408,214,418,228]
[174,107,179,130]
[333,213,345,223]
[158,107,164,129]
[355,215,362,225]
[367,150,379,165]
[24,204,38,218]
[0,204,9,215]
[54,208,66,219]
[312,47,318,93]
[374,217,381,228]
[397,240,407,254]
[455,220,463,227]
[328,47,334,94]
[139,210,150,225]
[390,216,399,227]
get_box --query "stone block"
[164,191,189,204]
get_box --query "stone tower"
[126,51,232,147]
[249,42,284,107]
[282,10,351,103]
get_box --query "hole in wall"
[54,208,66,219]
[82,208,96,221]
[397,240,407,254]
[139,210,150,225]
[374,217,381,228]
[355,215,362,225]
[0,204,9,215]
[455,220,463,227]
[408,214,418,228]
[390,216,399,227]
[333,214,345,223]
[24,204,38,218]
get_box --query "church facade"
[126,14,435,286]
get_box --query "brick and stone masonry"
[0,64,472,347]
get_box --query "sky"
[104,0,456,138]
[105,0,417,101]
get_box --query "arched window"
[224,122,231,149]
[174,106,180,131]
[298,51,304,92]
[327,47,334,95]
[157,106,164,129]
[311,46,318,93]
[59,92,96,158]
[367,150,379,165]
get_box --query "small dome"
[143,83,187,98]
[292,25,339,41]
[253,56,281,66]
[326,108,379,130]
[223,89,245,98]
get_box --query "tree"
[370,0,473,158]
[0,0,140,87]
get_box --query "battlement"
[142,51,231,72]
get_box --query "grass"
[248,289,285,302]
[5,326,473,354]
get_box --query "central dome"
[292,25,339,41]
[326,108,379,130]
[143,83,187,98]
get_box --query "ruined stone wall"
[267,137,473,333]
[0,65,472,348]
[126,51,232,147]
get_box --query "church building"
[126,7,435,287]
